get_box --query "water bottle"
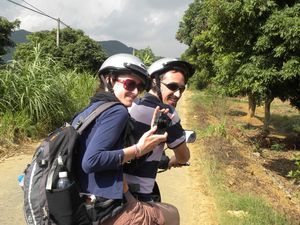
[56,171,71,189]
[18,174,24,189]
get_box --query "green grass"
[199,120,227,138]
[216,190,291,225]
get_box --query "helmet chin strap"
[155,76,163,102]
[100,75,115,94]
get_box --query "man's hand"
[168,155,190,169]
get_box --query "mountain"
[2,29,31,62]
[99,40,135,56]
[11,29,31,43]
[2,29,136,61]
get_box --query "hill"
[2,29,31,62]
[99,40,135,56]
[2,29,136,61]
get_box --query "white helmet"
[148,58,195,82]
[98,53,150,88]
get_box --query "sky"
[1,0,194,58]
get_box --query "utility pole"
[56,18,60,47]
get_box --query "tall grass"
[0,44,97,144]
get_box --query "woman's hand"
[122,107,170,162]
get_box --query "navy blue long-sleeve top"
[72,101,128,199]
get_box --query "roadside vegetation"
[0,45,97,153]
[0,17,105,156]
[187,90,299,225]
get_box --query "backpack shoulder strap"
[76,101,120,134]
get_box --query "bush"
[188,69,210,90]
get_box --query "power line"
[21,0,49,17]
[6,0,70,28]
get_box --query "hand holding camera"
[152,108,172,134]
[135,107,171,157]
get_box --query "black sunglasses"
[117,79,145,92]
[161,82,186,93]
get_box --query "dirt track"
[157,91,217,225]
[0,153,33,225]
[0,91,217,225]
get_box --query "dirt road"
[0,153,32,225]
[157,91,217,225]
[0,91,217,225]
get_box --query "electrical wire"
[6,0,70,28]
[21,0,48,17]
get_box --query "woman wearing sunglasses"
[124,58,195,225]
[72,54,168,225]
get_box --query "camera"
[153,111,172,134]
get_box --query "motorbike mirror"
[185,130,196,143]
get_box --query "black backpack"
[22,102,119,225]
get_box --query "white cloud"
[1,0,193,57]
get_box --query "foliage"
[203,120,227,138]
[177,0,214,88]
[134,47,156,66]
[177,0,300,130]
[13,28,107,72]
[287,155,300,184]
[254,3,300,109]
[270,142,285,151]
[187,69,210,90]
[0,44,97,143]
[0,110,33,145]
[176,0,206,46]
[0,17,20,64]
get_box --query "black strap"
[155,76,163,102]
[77,102,120,135]
[46,102,120,190]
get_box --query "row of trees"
[0,17,108,73]
[1,16,159,72]
[13,28,108,73]
[177,0,300,130]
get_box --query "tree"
[14,28,107,72]
[177,0,214,89]
[241,3,300,129]
[177,0,300,131]
[0,17,20,64]
[208,0,277,122]
[176,0,205,47]
[134,47,156,66]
